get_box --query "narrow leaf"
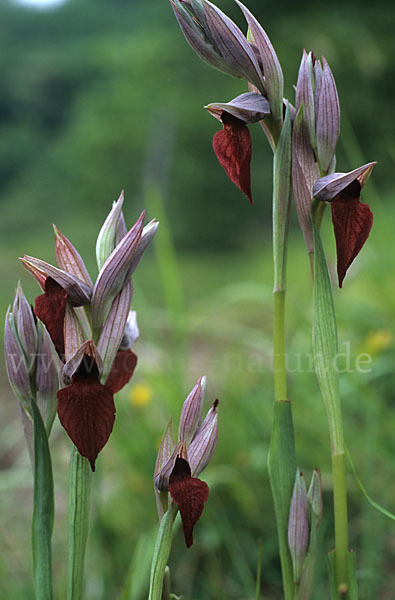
[312,219,343,454]
[148,503,178,600]
[345,446,395,520]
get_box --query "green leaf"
[312,218,344,453]
[31,397,54,600]
[67,445,92,600]
[346,446,395,520]
[148,503,177,600]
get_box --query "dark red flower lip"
[330,180,373,287]
[213,111,254,205]
[169,456,209,548]
[34,277,67,357]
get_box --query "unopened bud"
[188,398,218,477]
[296,50,315,150]
[288,469,309,583]
[91,211,145,328]
[96,191,125,271]
[178,376,206,445]
[315,57,340,174]
[307,468,323,527]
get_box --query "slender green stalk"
[31,397,54,600]
[332,453,349,589]
[267,107,297,599]
[67,445,92,600]
[273,290,287,401]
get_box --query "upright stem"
[332,452,349,590]
[67,445,92,600]
[31,397,54,600]
[267,107,297,599]
[273,290,287,401]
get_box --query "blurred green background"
[0,0,394,598]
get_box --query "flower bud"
[127,219,159,277]
[288,469,309,583]
[188,398,218,477]
[307,468,323,527]
[296,50,315,150]
[315,57,340,174]
[91,211,145,328]
[172,0,265,93]
[96,191,125,271]
[178,376,206,445]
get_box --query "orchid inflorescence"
[172,0,376,287]
[5,191,158,470]
[154,376,219,547]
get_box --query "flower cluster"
[154,377,219,547]
[172,0,376,286]
[5,192,158,470]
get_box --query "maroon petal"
[105,349,138,394]
[213,112,253,204]
[57,359,115,470]
[34,277,67,357]
[169,457,209,548]
[331,180,373,287]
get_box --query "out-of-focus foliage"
[0,0,394,251]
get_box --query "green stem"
[31,397,54,600]
[332,452,349,592]
[67,445,92,600]
[267,106,296,599]
[273,290,287,402]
